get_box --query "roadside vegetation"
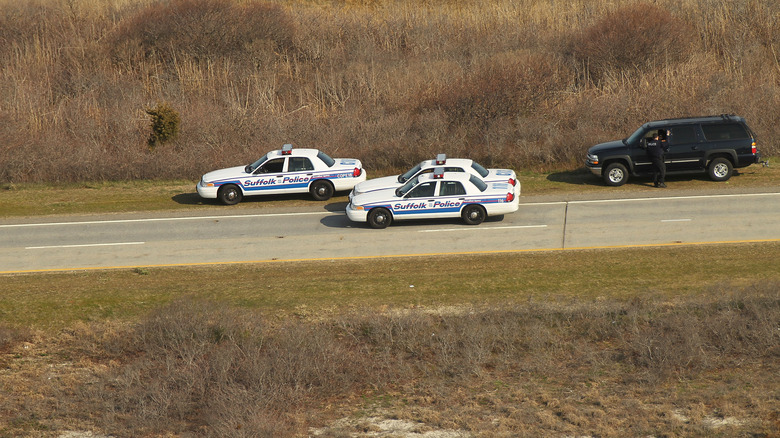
[1,244,779,436]
[1,1,779,436]
[0,0,778,183]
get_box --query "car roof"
[421,157,473,168]
[267,147,322,159]
[417,171,476,183]
[643,114,746,129]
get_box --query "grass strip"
[2,242,778,331]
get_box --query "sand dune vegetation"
[1,0,778,183]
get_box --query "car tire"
[603,162,628,186]
[461,204,486,225]
[310,180,334,201]
[708,157,733,182]
[367,208,391,229]
[217,184,243,205]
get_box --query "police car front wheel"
[218,184,243,205]
[368,208,391,229]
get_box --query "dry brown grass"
[0,0,777,182]
[1,282,777,436]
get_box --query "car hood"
[588,140,628,155]
[201,165,247,183]
[349,187,400,206]
[352,175,401,194]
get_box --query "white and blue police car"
[349,154,517,201]
[346,168,520,229]
[197,144,366,205]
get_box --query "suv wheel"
[603,163,628,186]
[708,157,733,182]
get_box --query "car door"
[629,130,655,175]
[392,181,438,219]
[245,157,287,194]
[282,156,315,192]
[664,124,703,171]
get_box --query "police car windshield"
[395,176,420,197]
[469,175,487,192]
[398,164,423,183]
[470,162,489,177]
[245,154,270,173]
[317,151,336,167]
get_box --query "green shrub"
[145,102,180,147]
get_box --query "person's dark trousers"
[650,155,666,186]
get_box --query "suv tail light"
[505,192,514,202]
[353,168,362,177]
[752,141,757,154]
[508,177,516,186]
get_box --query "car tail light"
[508,178,516,186]
[505,192,514,202]
[353,168,362,177]
[752,141,757,154]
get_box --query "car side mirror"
[639,138,647,149]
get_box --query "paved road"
[1,192,779,273]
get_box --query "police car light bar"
[433,167,445,179]
[436,153,446,165]
[281,144,293,155]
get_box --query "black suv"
[585,115,760,186]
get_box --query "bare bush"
[567,3,698,84]
[108,0,294,65]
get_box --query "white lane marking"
[567,192,780,204]
[661,219,692,223]
[419,225,547,233]
[0,212,332,228]
[26,241,146,250]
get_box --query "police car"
[197,144,366,205]
[346,168,520,229]
[349,154,517,200]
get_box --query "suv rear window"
[701,123,749,141]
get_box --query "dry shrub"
[568,3,697,83]
[83,299,367,436]
[108,0,294,65]
[57,281,780,436]
[421,52,569,129]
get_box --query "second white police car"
[197,144,366,205]
[349,154,517,200]
[346,168,520,229]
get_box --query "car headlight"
[587,154,599,165]
[347,203,364,211]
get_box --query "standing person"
[646,129,669,187]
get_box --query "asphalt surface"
[1,189,779,273]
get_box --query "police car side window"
[257,158,285,174]
[440,181,466,196]
[444,167,463,173]
[406,182,436,198]
[289,157,314,172]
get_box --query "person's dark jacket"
[646,138,668,158]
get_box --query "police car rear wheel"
[310,180,334,201]
[462,205,486,225]
[218,184,242,205]
[368,208,391,229]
